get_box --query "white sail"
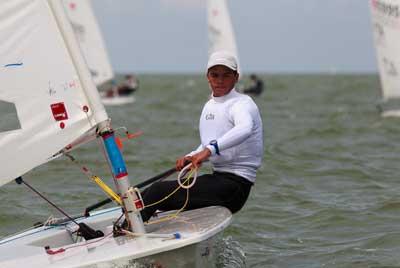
[63,0,114,86]
[207,0,240,72]
[370,0,400,101]
[0,0,108,186]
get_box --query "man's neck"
[212,88,237,102]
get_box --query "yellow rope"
[143,168,195,209]
[145,168,196,225]
[91,175,122,205]
[66,152,197,225]
[65,153,121,205]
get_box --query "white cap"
[207,50,238,72]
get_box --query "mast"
[48,0,144,233]
[100,130,145,233]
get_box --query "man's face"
[207,65,238,97]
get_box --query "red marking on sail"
[212,9,219,16]
[69,2,77,10]
[51,102,69,121]
[69,81,77,88]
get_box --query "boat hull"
[101,95,135,106]
[0,206,231,268]
[84,234,222,268]
[381,109,400,117]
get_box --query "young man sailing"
[140,51,263,222]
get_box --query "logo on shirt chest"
[205,113,215,120]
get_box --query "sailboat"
[369,0,400,117]
[0,1,231,267]
[62,0,136,106]
[207,0,241,74]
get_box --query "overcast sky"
[91,0,377,74]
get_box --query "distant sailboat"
[63,0,135,105]
[207,0,241,74]
[63,0,113,86]
[0,1,231,267]
[369,0,400,117]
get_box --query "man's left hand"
[191,149,211,168]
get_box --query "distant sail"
[370,0,400,101]
[207,0,240,73]
[63,0,114,86]
[0,0,108,186]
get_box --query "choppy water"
[2,74,400,267]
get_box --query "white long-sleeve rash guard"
[187,89,263,183]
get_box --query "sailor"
[140,50,263,222]
[118,74,138,96]
[105,79,119,97]
[243,74,264,96]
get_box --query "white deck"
[0,206,231,268]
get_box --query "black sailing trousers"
[140,171,253,222]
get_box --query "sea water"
[2,74,400,267]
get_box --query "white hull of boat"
[381,109,400,117]
[101,95,136,106]
[0,207,232,268]
[0,206,231,268]
[90,232,224,268]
